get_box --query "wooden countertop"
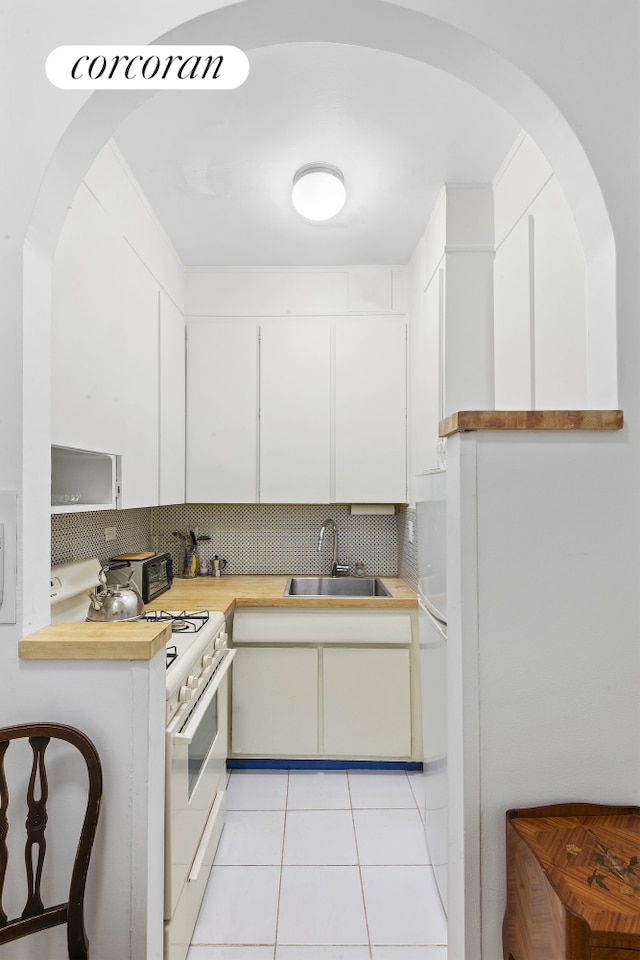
[19,620,172,661]
[145,575,418,618]
[439,409,623,437]
[19,577,416,660]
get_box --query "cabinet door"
[186,320,258,503]
[259,320,331,503]
[52,183,160,509]
[323,647,411,758]
[409,269,444,479]
[231,647,318,756]
[334,318,407,503]
[159,292,185,505]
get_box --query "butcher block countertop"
[19,620,172,661]
[146,575,418,618]
[439,409,624,437]
[19,577,416,660]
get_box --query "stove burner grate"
[166,644,178,669]
[143,610,210,634]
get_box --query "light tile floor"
[188,770,447,960]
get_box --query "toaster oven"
[106,552,173,603]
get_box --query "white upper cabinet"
[52,182,127,456]
[113,242,160,510]
[185,315,407,505]
[409,264,444,479]
[184,266,407,505]
[52,182,160,510]
[334,317,407,503]
[186,320,259,503]
[51,142,185,511]
[159,292,186,505]
[259,319,331,503]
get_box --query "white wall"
[1,656,166,960]
[493,133,588,408]
[447,429,640,959]
[185,264,407,317]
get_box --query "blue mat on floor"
[227,758,422,770]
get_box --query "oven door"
[165,649,235,920]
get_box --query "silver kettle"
[86,562,145,622]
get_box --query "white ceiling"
[113,42,519,266]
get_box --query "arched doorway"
[22,4,620,957]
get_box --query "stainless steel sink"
[284,577,391,597]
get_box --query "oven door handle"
[172,649,235,745]
[188,790,224,883]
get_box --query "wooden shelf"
[439,410,624,437]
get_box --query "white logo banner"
[46,45,249,90]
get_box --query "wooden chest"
[503,803,640,960]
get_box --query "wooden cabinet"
[186,316,407,504]
[186,320,259,502]
[230,609,415,760]
[503,803,640,960]
[230,646,318,755]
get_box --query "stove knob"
[214,634,228,651]
[178,686,193,703]
[187,675,201,690]
[202,653,214,668]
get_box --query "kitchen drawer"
[232,608,413,644]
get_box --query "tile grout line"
[273,770,290,960]
[347,771,375,960]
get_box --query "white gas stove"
[139,609,229,722]
[139,607,234,960]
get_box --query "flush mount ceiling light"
[291,163,346,221]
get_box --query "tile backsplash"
[51,507,153,566]
[155,504,397,576]
[51,504,417,581]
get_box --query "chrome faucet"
[318,518,349,577]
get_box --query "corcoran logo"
[45,45,249,90]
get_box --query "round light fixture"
[291,163,346,221]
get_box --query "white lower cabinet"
[231,647,318,755]
[323,647,411,758]
[230,609,416,760]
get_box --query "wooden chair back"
[0,722,102,959]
